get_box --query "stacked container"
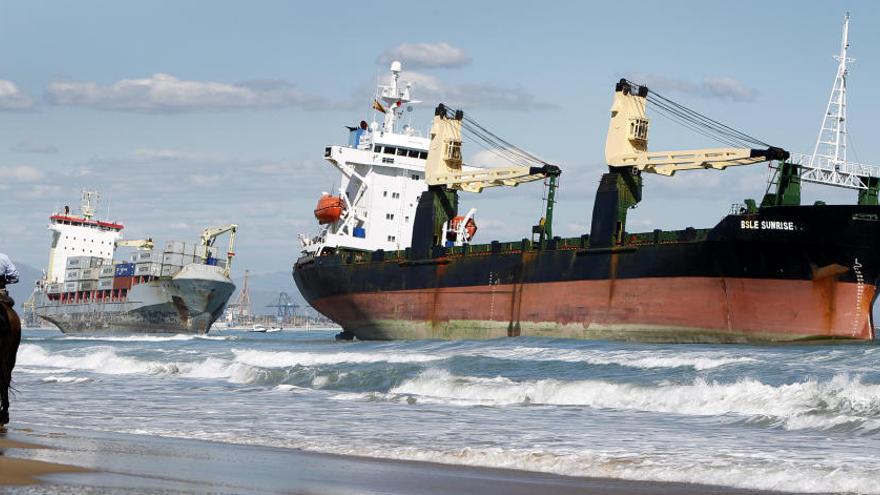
[161,240,196,277]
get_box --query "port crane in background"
[224,269,252,325]
[199,224,238,276]
[266,292,299,322]
[788,13,880,202]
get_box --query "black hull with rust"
[294,202,880,342]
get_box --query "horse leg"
[0,305,12,425]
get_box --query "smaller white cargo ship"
[34,192,238,334]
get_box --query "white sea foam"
[59,334,234,342]
[315,444,880,494]
[383,369,880,430]
[17,344,258,383]
[464,346,756,370]
[41,375,91,384]
[231,349,441,368]
[113,426,880,495]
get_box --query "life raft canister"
[314,194,344,225]
[447,215,478,242]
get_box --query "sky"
[1,0,878,282]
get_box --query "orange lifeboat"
[314,194,344,225]
[447,215,478,242]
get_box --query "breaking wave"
[58,334,235,342]
[463,346,757,370]
[231,348,441,367]
[381,369,880,431]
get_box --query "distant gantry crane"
[266,292,299,320]
[789,13,880,201]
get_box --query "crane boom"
[605,80,788,175]
[116,238,154,250]
[425,104,559,192]
[200,224,238,276]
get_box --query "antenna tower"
[793,13,880,189]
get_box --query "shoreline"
[1,423,795,495]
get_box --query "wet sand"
[0,424,797,495]
[0,435,88,486]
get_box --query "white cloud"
[632,74,758,102]
[0,80,34,110]
[46,74,329,113]
[377,42,471,69]
[399,71,548,111]
[0,165,46,182]
[11,139,59,154]
[132,148,224,162]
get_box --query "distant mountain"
[8,260,41,306]
[230,270,307,316]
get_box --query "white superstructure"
[45,191,124,283]
[300,61,431,255]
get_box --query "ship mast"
[791,13,880,197]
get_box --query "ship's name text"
[740,220,796,231]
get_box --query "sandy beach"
[0,423,795,495]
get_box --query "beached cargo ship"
[294,74,880,343]
[35,192,237,334]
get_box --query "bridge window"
[383,146,396,155]
[396,148,408,156]
[419,151,428,159]
[408,149,420,158]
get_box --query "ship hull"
[294,205,880,342]
[36,266,235,334]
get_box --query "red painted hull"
[311,277,876,342]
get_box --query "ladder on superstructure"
[789,13,880,191]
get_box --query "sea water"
[13,329,880,493]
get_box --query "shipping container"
[164,240,186,254]
[130,251,159,263]
[112,276,133,290]
[65,257,84,269]
[99,266,115,278]
[47,283,63,294]
[134,263,160,276]
[64,269,80,282]
[79,268,100,280]
[115,263,135,277]
[78,280,98,291]
[63,281,78,293]
[98,279,114,290]
[162,252,186,266]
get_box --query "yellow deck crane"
[591,79,789,247]
[115,238,154,250]
[412,104,561,255]
[199,224,238,276]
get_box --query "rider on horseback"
[0,252,19,425]
[0,252,18,308]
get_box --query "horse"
[0,297,21,426]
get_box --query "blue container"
[353,227,366,238]
[207,258,218,266]
[114,263,135,277]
